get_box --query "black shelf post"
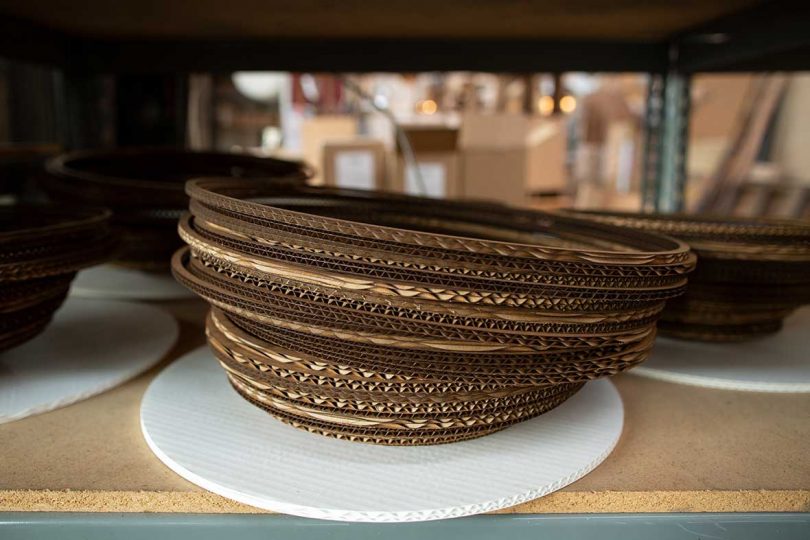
[642,49,691,214]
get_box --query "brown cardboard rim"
[46,147,313,193]
[185,177,695,268]
[0,205,112,244]
[559,209,810,248]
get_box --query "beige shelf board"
[1,300,808,514]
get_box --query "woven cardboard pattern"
[0,205,114,352]
[174,178,693,444]
[43,148,311,270]
[179,215,687,308]
[562,210,810,341]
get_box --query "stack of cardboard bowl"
[0,205,115,352]
[43,148,311,270]
[560,211,810,341]
[173,179,695,445]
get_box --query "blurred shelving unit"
[0,1,809,538]
[1,1,810,212]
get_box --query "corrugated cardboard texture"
[1,299,808,513]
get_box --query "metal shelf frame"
[3,512,810,540]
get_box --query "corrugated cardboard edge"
[2,490,808,514]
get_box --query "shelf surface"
[1,299,808,514]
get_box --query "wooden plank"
[66,38,669,74]
[1,299,808,514]
[0,0,760,41]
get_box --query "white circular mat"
[72,265,194,300]
[141,347,624,522]
[0,298,178,424]
[633,307,810,392]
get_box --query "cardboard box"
[459,113,567,206]
[393,126,460,199]
[300,115,358,184]
[602,120,642,193]
[322,139,387,191]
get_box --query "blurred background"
[0,67,806,219]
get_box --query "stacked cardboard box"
[393,125,460,199]
[322,139,387,191]
[459,113,567,206]
[300,115,358,185]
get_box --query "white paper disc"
[633,307,810,392]
[0,298,178,424]
[141,347,624,522]
[71,265,194,300]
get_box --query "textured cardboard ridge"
[560,210,810,340]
